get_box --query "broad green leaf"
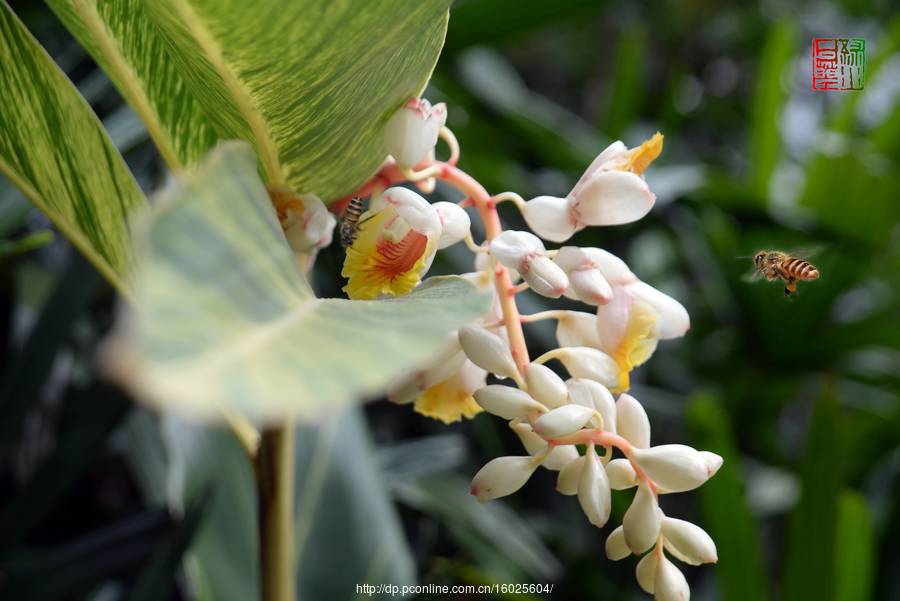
[46,0,219,168]
[687,393,767,601]
[834,490,874,601]
[0,2,145,292]
[62,0,451,200]
[105,142,490,424]
[0,230,53,258]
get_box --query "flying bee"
[751,250,820,297]
[339,196,367,248]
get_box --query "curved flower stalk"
[337,97,719,598]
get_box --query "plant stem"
[257,424,296,601]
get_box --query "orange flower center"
[372,230,428,281]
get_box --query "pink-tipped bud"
[533,404,595,439]
[458,324,518,380]
[433,201,471,249]
[524,363,569,409]
[654,555,690,601]
[510,422,579,471]
[473,385,545,420]
[605,525,631,561]
[616,393,651,449]
[578,447,612,527]
[553,246,613,305]
[282,193,336,253]
[566,378,616,433]
[630,444,716,493]
[556,454,585,495]
[662,516,718,565]
[470,456,537,502]
[490,231,569,298]
[700,451,724,477]
[623,481,662,553]
[554,347,619,389]
[606,458,638,489]
[384,98,446,168]
[522,255,570,298]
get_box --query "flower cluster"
[328,96,720,600]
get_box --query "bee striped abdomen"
[783,257,819,281]
[340,197,366,248]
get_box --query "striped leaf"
[51,0,451,200]
[0,2,145,292]
[105,142,490,423]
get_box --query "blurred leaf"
[748,20,795,200]
[0,253,100,451]
[783,389,843,601]
[834,490,874,601]
[378,433,469,484]
[0,2,145,292]
[0,230,53,258]
[125,410,415,601]
[604,25,646,138]
[687,393,766,601]
[105,142,491,424]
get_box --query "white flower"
[630,444,721,493]
[552,347,619,389]
[556,311,603,349]
[510,422,579,471]
[553,246,614,305]
[654,555,690,601]
[490,230,569,298]
[616,393,651,448]
[269,188,336,253]
[519,195,579,242]
[458,324,519,380]
[606,457,638,489]
[661,517,718,565]
[533,404,595,439]
[623,481,662,553]
[566,378,616,434]
[384,97,447,168]
[470,456,537,502]
[578,446,612,527]
[474,385,545,420]
[605,526,631,560]
[556,454,585,495]
[524,363,569,409]
[386,339,466,404]
[433,201,471,249]
[636,551,659,593]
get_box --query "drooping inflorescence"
[319,96,721,600]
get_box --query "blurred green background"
[2,0,899,600]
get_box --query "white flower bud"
[581,247,636,285]
[510,423,579,471]
[654,555,690,601]
[474,385,545,420]
[623,481,662,553]
[554,347,619,389]
[635,551,658,594]
[470,456,537,502]
[578,447,611,527]
[700,451,724,477]
[630,444,718,493]
[282,193,336,253]
[569,170,655,226]
[606,458,638,489]
[662,517,718,565]
[520,195,580,242]
[556,454,585,495]
[489,230,544,269]
[553,246,613,304]
[384,98,446,168]
[616,393,651,448]
[566,378,616,433]
[522,255,569,298]
[458,324,518,380]
[556,311,602,349]
[605,525,630,560]
[532,404,595,439]
[524,363,568,409]
[433,201,471,249]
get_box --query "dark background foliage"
[1,0,899,599]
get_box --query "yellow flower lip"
[624,132,663,176]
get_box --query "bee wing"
[784,244,826,260]
[741,269,766,283]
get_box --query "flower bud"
[566,378,616,433]
[605,525,630,560]
[578,447,611,527]
[627,281,689,339]
[553,246,613,305]
[635,551,658,594]
[520,195,579,242]
[433,201,471,249]
[510,422,579,471]
[522,255,569,298]
[616,393,650,448]
[654,555,690,601]
[556,311,602,349]
[630,444,718,493]
[489,230,543,269]
[533,404,595,439]
[662,517,718,565]
[556,454,585,495]
[384,98,446,168]
[458,324,518,380]
[569,170,655,226]
[700,451,724,476]
[623,481,662,553]
[470,456,537,502]
[474,385,545,420]
[606,458,638,489]
[524,363,568,409]
[277,192,336,253]
[554,347,619,389]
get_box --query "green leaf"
[105,142,491,424]
[0,230,53,258]
[0,2,145,292]
[782,390,843,601]
[834,490,874,601]
[56,0,451,199]
[687,393,767,601]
